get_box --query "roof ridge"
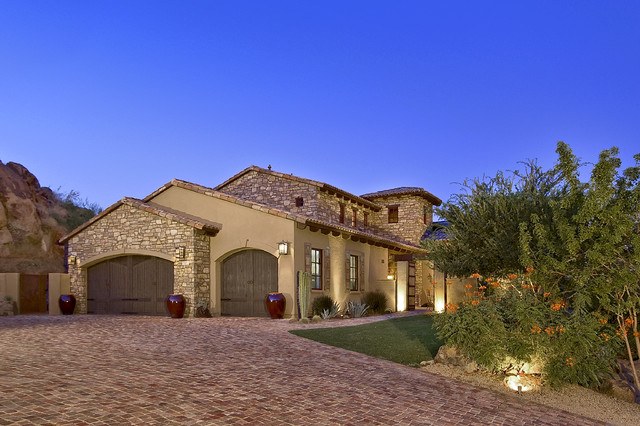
[215,165,382,211]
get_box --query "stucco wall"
[67,203,210,316]
[294,228,390,312]
[150,186,296,317]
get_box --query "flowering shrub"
[435,272,620,387]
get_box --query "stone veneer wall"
[219,170,320,216]
[220,170,379,231]
[414,259,433,307]
[369,195,433,244]
[67,203,211,317]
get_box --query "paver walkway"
[0,314,603,425]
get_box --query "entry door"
[407,261,416,311]
[221,250,278,317]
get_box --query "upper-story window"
[363,212,369,227]
[339,204,345,224]
[352,208,357,227]
[349,254,359,291]
[423,205,429,224]
[296,197,304,207]
[311,248,322,290]
[388,205,399,223]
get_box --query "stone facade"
[219,168,388,236]
[218,170,321,217]
[367,195,433,243]
[67,203,211,317]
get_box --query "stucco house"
[59,166,442,318]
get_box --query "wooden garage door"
[221,250,277,317]
[87,256,173,315]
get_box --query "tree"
[428,142,640,388]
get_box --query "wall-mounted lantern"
[277,241,290,255]
[68,255,77,266]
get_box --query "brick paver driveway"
[0,315,602,425]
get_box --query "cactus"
[297,271,311,320]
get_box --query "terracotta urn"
[166,294,186,319]
[58,294,76,315]
[265,292,286,319]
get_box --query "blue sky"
[1,1,638,210]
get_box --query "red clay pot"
[59,294,76,315]
[166,294,186,319]
[265,292,286,319]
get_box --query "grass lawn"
[289,314,443,366]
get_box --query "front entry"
[87,255,173,315]
[221,249,277,317]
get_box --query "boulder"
[434,345,478,372]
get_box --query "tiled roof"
[58,197,222,243]
[215,165,383,211]
[145,179,422,253]
[361,187,442,206]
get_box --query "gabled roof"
[58,197,222,243]
[144,178,422,253]
[361,187,442,206]
[215,165,382,211]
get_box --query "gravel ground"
[420,363,640,426]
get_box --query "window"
[311,248,322,290]
[339,204,345,223]
[388,205,399,223]
[363,212,369,227]
[296,197,304,207]
[352,208,357,227]
[349,255,359,291]
[423,205,429,224]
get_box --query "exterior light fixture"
[504,374,535,393]
[67,255,77,266]
[387,274,395,280]
[278,241,289,255]
[175,246,186,260]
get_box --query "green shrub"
[311,295,334,316]
[434,300,507,370]
[362,290,388,314]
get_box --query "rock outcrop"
[0,161,80,273]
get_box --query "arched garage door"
[221,250,277,317]
[87,255,173,315]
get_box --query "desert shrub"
[346,301,368,318]
[311,295,335,315]
[362,290,388,314]
[320,302,341,319]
